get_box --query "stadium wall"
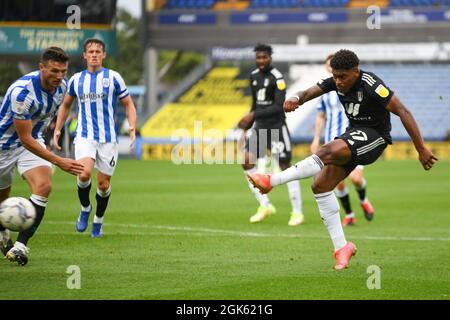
[137,141,450,161]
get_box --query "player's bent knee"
[79,172,92,182]
[311,182,332,194]
[97,180,110,191]
[34,181,52,197]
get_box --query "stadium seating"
[165,0,216,9]
[366,64,450,141]
[289,64,450,142]
[162,0,449,9]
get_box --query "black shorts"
[245,124,292,162]
[338,127,388,173]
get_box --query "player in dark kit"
[247,49,438,270]
[238,44,304,226]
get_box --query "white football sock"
[30,194,48,207]
[77,177,91,188]
[245,168,270,207]
[355,178,367,191]
[334,186,349,198]
[93,215,104,224]
[81,204,91,212]
[287,180,302,214]
[314,191,347,251]
[270,155,324,186]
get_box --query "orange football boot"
[246,173,272,194]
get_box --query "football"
[0,197,36,232]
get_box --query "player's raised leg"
[247,139,352,193]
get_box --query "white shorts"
[74,137,118,176]
[0,140,52,189]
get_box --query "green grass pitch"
[1,159,449,300]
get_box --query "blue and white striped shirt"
[68,68,129,143]
[0,71,67,151]
[317,91,349,144]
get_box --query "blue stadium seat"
[292,64,450,142]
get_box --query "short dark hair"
[41,47,69,64]
[254,43,273,56]
[330,49,359,70]
[83,38,106,52]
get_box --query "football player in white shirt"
[311,54,375,227]
[54,38,137,238]
[0,47,84,265]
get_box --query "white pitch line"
[43,221,450,242]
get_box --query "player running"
[53,38,137,238]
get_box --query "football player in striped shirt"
[247,49,437,270]
[311,54,374,227]
[54,38,137,238]
[0,47,84,265]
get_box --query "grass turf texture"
[1,159,449,300]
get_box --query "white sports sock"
[355,178,367,191]
[77,177,91,188]
[334,186,349,198]
[245,168,270,207]
[314,191,347,251]
[97,186,111,198]
[30,194,48,207]
[287,180,302,214]
[270,155,324,186]
[93,216,104,224]
[81,204,91,212]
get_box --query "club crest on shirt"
[264,78,269,87]
[102,78,110,88]
[357,91,363,102]
[252,80,257,86]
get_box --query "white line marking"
[43,221,450,242]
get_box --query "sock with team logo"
[271,155,324,186]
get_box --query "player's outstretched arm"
[14,119,84,175]
[53,94,75,150]
[386,94,438,170]
[284,84,324,112]
[121,95,137,148]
